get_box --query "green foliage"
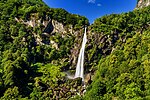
[86,5,150,76]
[34,63,65,84]
[0,0,88,99]
[0,0,150,99]
[84,31,150,99]
[1,86,22,100]
[28,63,65,100]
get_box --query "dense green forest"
[84,5,150,100]
[0,0,150,99]
[0,0,88,99]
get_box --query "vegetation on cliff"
[0,0,88,99]
[84,5,150,100]
[0,0,150,99]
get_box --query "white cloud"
[97,3,101,6]
[88,0,96,4]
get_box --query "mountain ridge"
[0,0,150,99]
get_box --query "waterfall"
[74,27,87,81]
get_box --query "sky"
[43,0,137,23]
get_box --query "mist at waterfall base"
[66,27,87,81]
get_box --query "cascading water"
[74,27,87,81]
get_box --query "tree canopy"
[0,0,150,99]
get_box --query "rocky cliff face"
[136,0,150,8]
[15,14,84,69]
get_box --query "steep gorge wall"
[15,14,84,69]
[14,0,150,73]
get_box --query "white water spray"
[74,27,87,81]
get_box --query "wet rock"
[73,77,82,85]
[84,73,92,85]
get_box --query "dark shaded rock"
[43,19,53,35]
[73,77,82,86]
